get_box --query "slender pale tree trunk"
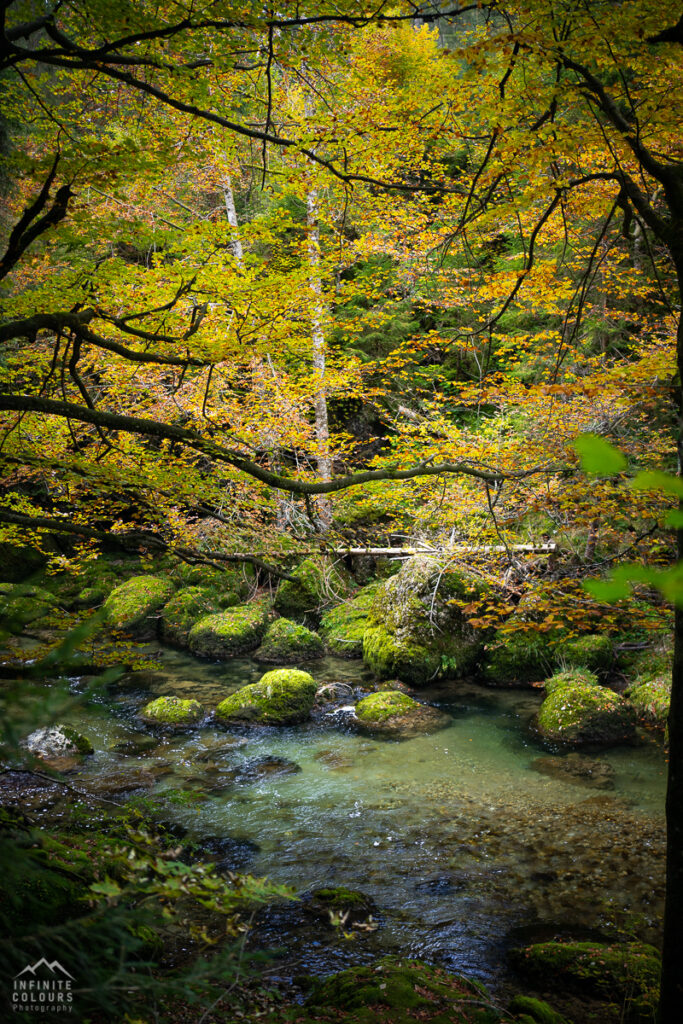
[223,174,244,268]
[306,182,333,531]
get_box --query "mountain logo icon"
[14,958,75,980]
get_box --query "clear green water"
[48,650,667,988]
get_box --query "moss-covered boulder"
[188,601,270,659]
[507,995,568,1024]
[274,557,352,618]
[215,668,317,726]
[170,560,253,599]
[354,690,451,740]
[255,618,324,663]
[139,696,204,728]
[0,584,58,632]
[537,669,637,746]
[320,582,380,658]
[511,941,660,1023]
[304,887,377,929]
[103,575,175,637]
[25,724,94,760]
[624,642,671,731]
[362,556,486,686]
[160,586,222,646]
[484,628,554,687]
[306,956,499,1023]
[625,677,670,730]
[556,633,613,673]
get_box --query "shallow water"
[27,649,669,990]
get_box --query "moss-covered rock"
[362,556,487,686]
[306,956,499,1023]
[623,641,671,731]
[484,629,554,687]
[305,887,377,929]
[274,557,352,618]
[556,633,613,672]
[103,575,175,637]
[320,582,380,658]
[507,995,568,1024]
[354,690,451,740]
[188,601,270,659]
[255,618,324,663]
[625,677,670,730]
[511,941,659,1023]
[139,696,204,727]
[25,724,94,759]
[160,586,223,646]
[537,669,637,746]
[215,668,317,725]
[170,560,253,599]
[0,584,58,632]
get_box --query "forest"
[0,1,682,1022]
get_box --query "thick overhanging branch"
[0,312,213,368]
[0,393,559,494]
[0,508,296,581]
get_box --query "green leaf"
[632,470,683,497]
[664,510,683,528]
[573,433,627,475]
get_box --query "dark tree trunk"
[658,271,683,1023]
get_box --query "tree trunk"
[657,265,683,1024]
[223,174,244,268]
[306,183,332,531]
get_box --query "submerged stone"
[537,670,637,746]
[354,690,451,740]
[214,668,317,725]
[255,617,324,663]
[228,755,302,784]
[304,886,377,928]
[103,575,175,637]
[188,601,269,659]
[183,833,260,873]
[531,753,615,790]
[139,695,204,728]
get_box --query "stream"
[13,646,668,993]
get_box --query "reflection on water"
[39,649,668,988]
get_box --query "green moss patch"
[484,629,554,687]
[354,690,451,740]
[104,575,175,637]
[139,696,204,727]
[215,668,317,726]
[255,618,324,663]
[160,586,222,646]
[537,673,636,746]
[304,956,500,1023]
[274,557,352,618]
[0,584,59,633]
[362,557,486,686]
[556,634,613,672]
[511,941,659,1023]
[625,677,670,730]
[188,601,270,659]
[320,582,380,658]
